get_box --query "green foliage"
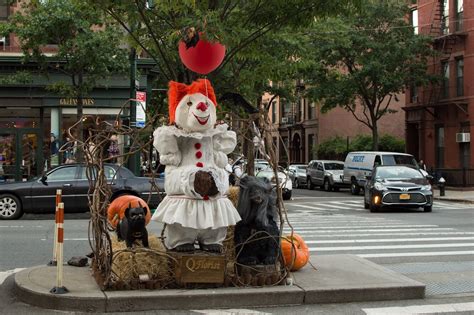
[86,0,359,115]
[316,134,406,160]
[8,0,129,98]
[304,0,434,149]
[315,136,348,160]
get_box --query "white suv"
[306,160,348,191]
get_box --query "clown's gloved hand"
[194,171,219,197]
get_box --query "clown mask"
[168,79,218,132]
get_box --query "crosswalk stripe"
[291,204,338,211]
[362,302,474,315]
[286,232,474,237]
[284,228,455,233]
[359,251,474,258]
[310,243,474,251]
[305,237,474,244]
[284,225,438,230]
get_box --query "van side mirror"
[426,174,434,180]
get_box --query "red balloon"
[179,37,226,75]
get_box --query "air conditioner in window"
[456,133,470,143]
[281,117,288,124]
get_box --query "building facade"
[266,92,405,165]
[0,1,155,182]
[405,0,473,186]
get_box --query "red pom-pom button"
[194,143,201,149]
[196,151,202,159]
[196,162,204,167]
[203,195,209,200]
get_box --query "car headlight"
[421,184,432,191]
[374,182,387,191]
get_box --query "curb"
[434,197,474,204]
[13,255,425,312]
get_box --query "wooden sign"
[173,253,225,284]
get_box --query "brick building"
[265,90,405,165]
[405,0,473,186]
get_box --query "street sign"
[136,91,146,128]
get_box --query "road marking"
[0,225,43,228]
[311,243,474,251]
[290,203,338,211]
[284,224,439,230]
[193,309,271,314]
[287,232,474,237]
[0,268,26,285]
[363,302,474,315]
[41,238,90,241]
[283,228,455,233]
[305,237,474,244]
[359,251,474,258]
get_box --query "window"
[459,122,470,168]
[48,166,78,181]
[271,101,277,123]
[374,155,381,167]
[411,8,419,34]
[80,166,117,180]
[442,0,449,34]
[435,125,445,168]
[411,84,418,103]
[307,102,314,120]
[456,57,463,96]
[317,163,323,171]
[308,134,315,160]
[441,61,449,98]
[0,0,8,21]
[456,0,463,31]
[299,99,304,122]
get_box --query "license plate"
[399,193,410,200]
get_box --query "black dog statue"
[117,203,149,248]
[234,176,280,265]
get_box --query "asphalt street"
[1,187,473,314]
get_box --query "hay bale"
[111,234,173,286]
[227,186,240,208]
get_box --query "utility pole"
[127,47,140,175]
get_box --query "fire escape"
[417,0,468,118]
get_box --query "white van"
[343,151,418,195]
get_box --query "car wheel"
[369,202,379,213]
[283,190,292,200]
[364,201,369,209]
[294,179,299,189]
[424,205,432,212]
[0,194,23,220]
[350,180,361,195]
[324,178,332,192]
[307,178,314,190]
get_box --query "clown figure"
[152,79,241,252]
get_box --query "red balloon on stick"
[179,36,226,75]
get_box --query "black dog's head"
[124,202,147,226]
[237,176,277,227]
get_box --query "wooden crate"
[171,251,226,285]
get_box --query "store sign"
[59,98,95,106]
[136,91,146,128]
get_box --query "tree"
[5,0,128,160]
[305,0,434,150]
[88,0,360,110]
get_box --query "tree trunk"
[371,122,379,151]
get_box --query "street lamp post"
[127,47,140,175]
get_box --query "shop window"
[456,57,463,96]
[0,0,8,21]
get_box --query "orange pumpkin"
[281,233,309,271]
[107,195,151,229]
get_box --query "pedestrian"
[419,159,427,171]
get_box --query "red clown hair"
[168,79,217,124]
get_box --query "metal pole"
[127,47,140,175]
[50,202,68,294]
[48,189,62,266]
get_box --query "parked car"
[306,160,348,191]
[0,164,165,220]
[343,151,419,195]
[255,168,293,200]
[364,165,433,213]
[288,164,307,188]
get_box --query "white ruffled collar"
[160,124,228,139]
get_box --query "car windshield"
[324,163,344,170]
[296,166,307,170]
[382,155,417,167]
[376,167,423,180]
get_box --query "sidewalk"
[433,188,474,203]
[13,255,425,312]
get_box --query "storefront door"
[0,129,43,182]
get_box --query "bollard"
[438,177,446,197]
[50,202,68,294]
[48,189,62,266]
